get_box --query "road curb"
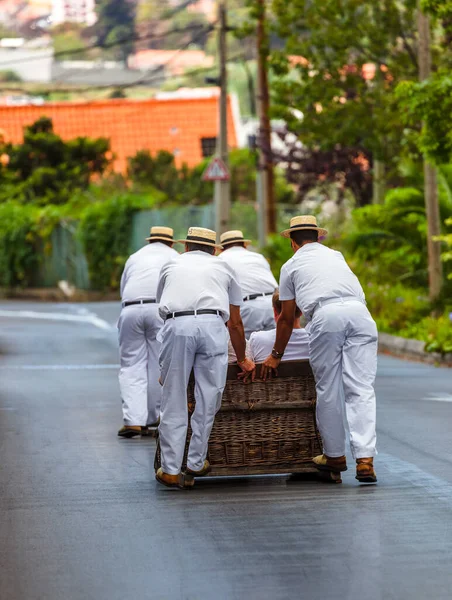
[379,332,452,367]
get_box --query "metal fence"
[38,222,90,290]
[40,204,299,290]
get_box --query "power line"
[84,24,216,94]
[0,42,254,96]
[0,23,210,69]
[0,23,216,96]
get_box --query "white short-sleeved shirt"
[279,243,365,321]
[157,250,243,322]
[120,242,179,302]
[228,338,251,364]
[248,328,310,363]
[218,246,278,297]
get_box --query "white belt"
[315,296,365,311]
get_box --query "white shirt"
[157,251,243,322]
[228,338,250,364]
[218,246,277,297]
[279,243,365,321]
[120,242,179,302]
[248,328,310,363]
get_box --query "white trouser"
[118,303,163,426]
[158,314,228,475]
[241,295,275,337]
[308,300,378,459]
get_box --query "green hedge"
[0,203,40,287]
[0,188,165,291]
[78,193,162,291]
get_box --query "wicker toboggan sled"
[154,360,326,479]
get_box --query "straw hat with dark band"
[220,230,251,247]
[177,227,222,249]
[281,215,328,238]
[146,226,175,242]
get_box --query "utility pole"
[256,0,276,241]
[214,0,230,236]
[418,2,443,300]
[372,159,385,204]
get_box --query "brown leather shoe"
[185,460,211,477]
[356,458,377,483]
[118,425,145,438]
[155,468,184,489]
[312,454,348,473]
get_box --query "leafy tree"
[272,135,373,207]
[437,217,452,281]
[0,117,111,205]
[0,70,22,83]
[109,88,127,99]
[80,193,149,290]
[397,74,452,165]
[95,0,136,61]
[127,148,294,206]
[267,0,419,204]
[52,23,92,59]
[129,149,213,204]
[396,2,452,166]
[344,186,452,287]
[136,0,170,23]
[0,203,40,287]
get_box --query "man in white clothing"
[155,227,255,488]
[218,230,277,336]
[117,226,179,438]
[248,291,309,363]
[261,216,378,483]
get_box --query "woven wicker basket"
[154,360,322,476]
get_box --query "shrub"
[362,282,431,333]
[263,234,293,278]
[0,70,22,82]
[78,192,164,290]
[128,148,295,206]
[0,203,40,287]
[343,187,428,286]
[401,314,452,355]
[438,217,452,280]
[0,117,112,205]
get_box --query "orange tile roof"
[0,96,238,171]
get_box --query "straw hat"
[220,230,251,248]
[281,215,328,238]
[145,226,175,242]
[177,226,221,249]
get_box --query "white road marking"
[0,364,119,370]
[423,393,452,403]
[379,452,452,509]
[0,309,116,332]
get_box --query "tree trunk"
[372,159,385,204]
[418,2,443,301]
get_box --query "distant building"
[51,0,96,26]
[0,95,239,170]
[187,0,216,21]
[0,37,53,82]
[0,94,45,105]
[128,49,214,78]
[0,0,96,27]
[0,0,52,26]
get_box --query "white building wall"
[51,0,97,26]
[0,47,54,82]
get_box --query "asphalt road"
[0,301,452,600]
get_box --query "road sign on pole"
[202,156,230,181]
